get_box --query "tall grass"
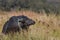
[0,10,60,40]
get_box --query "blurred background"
[0,0,60,14]
[0,0,60,40]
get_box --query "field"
[0,10,60,40]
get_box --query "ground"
[0,10,60,40]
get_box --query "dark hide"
[2,15,35,34]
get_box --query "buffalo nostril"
[32,21,35,25]
[34,21,35,24]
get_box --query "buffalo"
[2,15,35,34]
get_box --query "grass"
[0,10,60,40]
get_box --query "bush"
[0,0,60,14]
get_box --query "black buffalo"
[2,15,35,34]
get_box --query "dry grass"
[0,10,60,40]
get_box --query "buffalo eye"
[19,21,21,22]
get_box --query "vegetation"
[0,10,60,40]
[0,0,60,14]
[0,0,60,40]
